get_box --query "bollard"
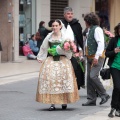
[0,41,3,63]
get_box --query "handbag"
[100,57,111,80]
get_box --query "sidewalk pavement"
[81,108,119,120]
[0,60,119,120]
[0,60,40,85]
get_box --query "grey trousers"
[87,57,107,100]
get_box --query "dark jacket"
[62,19,84,88]
[38,26,47,40]
[105,37,119,66]
[62,19,83,49]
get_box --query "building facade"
[0,0,120,62]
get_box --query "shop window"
[19,0,32,56]
[50,0,68,20]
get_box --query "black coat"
[105,37,119,66]
[62,19,83,49]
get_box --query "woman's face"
[32,35,36,40]
[52,21,61,33]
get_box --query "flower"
[63,41,70,51]
[74,53,79,57]
[61,39,77,52]
[70,41,77,52]
[60,39,84,72]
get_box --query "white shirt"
[61,24,82,51]
[86,27,104,59]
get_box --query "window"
[50,0,68,20]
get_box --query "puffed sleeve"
[37,33,51,61]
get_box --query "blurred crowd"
[19,20,53,60]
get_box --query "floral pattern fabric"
[36,56,79,104]
[38,57,74,94]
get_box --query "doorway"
[95,0,110,30]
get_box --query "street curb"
[0,72,39,85]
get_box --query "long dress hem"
[36,56,79,104]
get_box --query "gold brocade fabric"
[36,56,79,104]
[86,46,105,59]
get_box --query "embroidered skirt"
[36,56,79,104]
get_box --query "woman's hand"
[114,47,120,53]
[79,50,83,57]
[92,58,98,65]
[37,59,42,63]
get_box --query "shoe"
[100,95,110,105]
[62,104,67,110]
[49,106,56,111]
[82,100,96,106]
[108,108,115,117]
[81,85,85,89]
[115,110,120,117]
[78,85,80,90]
[96,91,99,97]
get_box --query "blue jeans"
[27,54,36,59]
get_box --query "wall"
[31,0,36,34]
[69,0,95,30]
[12,0,20,61]
[109,0,120,33]
[36,0,50,30]
[0,0,13,62]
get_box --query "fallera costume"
[36,32,79,104]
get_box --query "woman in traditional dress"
[36,19,79,111]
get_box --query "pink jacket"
[22,44,33,56]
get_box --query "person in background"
[29,34,39,56]
[99,14,110,30]
[45,20,54,35]
[99,2,110,30]
[22,42,37,60]
[35,32,42,49]
[38,21,47,40]
[105,23,120,117]
[36,19,79,111]
[62,7,84,90]
[82,12,110,106]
